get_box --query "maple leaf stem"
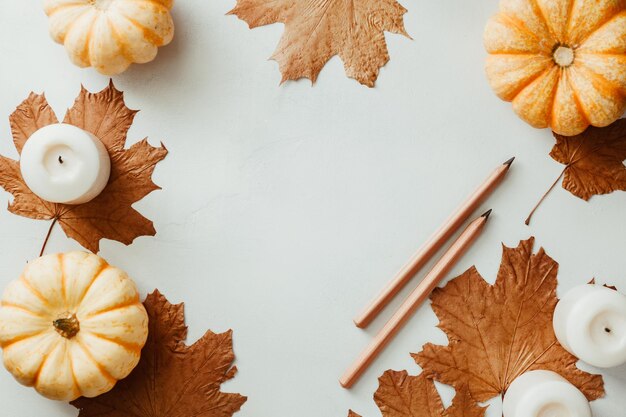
[524,168,566,226]
[40,217,58,257]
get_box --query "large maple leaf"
[526,119,626,224]
[0,81,167,253]
[413,238,604,403]
[349,371,485,417]
[228,0,410,87]
[71,290,247,417]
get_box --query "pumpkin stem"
[525,168,566,226]
[39,217,59,257]
[53,313,80,339]
[553,45,575,67]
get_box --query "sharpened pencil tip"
[503,157,515,167]
[481,209,493,219]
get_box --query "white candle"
[503,370,591,417]
[553,284,626,368]
[20,124,111,204]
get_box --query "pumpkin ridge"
[73,337,117,384]
[578,56,626,95]
[61,9,97,57]
[567,71,591,126]
[548,70,560,129]
[59,253,68,308]
[563,0,577,43]
[18,275,51,308]
[76,263,110,307]
[513,65,560,128]
[67,350,83,398]
[522,0,558,40]
[0,302,49,319]
[32,338,62,388]
[86,331,143,353]
[499,13,548,47]
[122,15,164,46]
[0,329,50,349]
[510,62,556,102]
[575,63,626,121]
[580,51,626,57]
[56,9,87,44]
[573,7,626,47]
[529,0,559,43]
[83,13,99,67]
[81,295,141,318]
[106,13,133,64]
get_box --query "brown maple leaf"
[373,370,485,417]
[347,371,484,417]
[413,238,604,403]
[525,119,626,224]
[228,0,410,87]
[71,290,247,417]
[0,81,167,253]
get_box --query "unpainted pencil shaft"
[353,159,512,329]
[341,213,490,389]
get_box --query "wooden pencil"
[353,158,513,329]
[340,210,492,388]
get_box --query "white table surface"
[0,1,625,416]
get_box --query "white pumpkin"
[0,252,148,401]
[44,0,175,75]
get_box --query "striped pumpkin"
[44,0,174,75]
[484,0,626,136]
[0,252,148,400]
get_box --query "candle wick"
[605,327,611,333]
[58,155,64,164]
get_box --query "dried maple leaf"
[413,238,604,403]
[365,370,485,417]
[0,81,167,253]
[525,119,626,224]
[228,0,410,87]
[347,371,484,417]
[71,290,247,417]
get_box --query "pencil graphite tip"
[481,209,493,219]
[503,156,515,167]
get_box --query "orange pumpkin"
[484,0,626,136]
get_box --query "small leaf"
[551,119,626,200]
[71,290,247,417]
[526,120,626,224]
[228,0,410,87]
[412,238,605,403]
[375,370,445,417]
[372,370,485,417]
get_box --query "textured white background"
[0,1,625,416]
